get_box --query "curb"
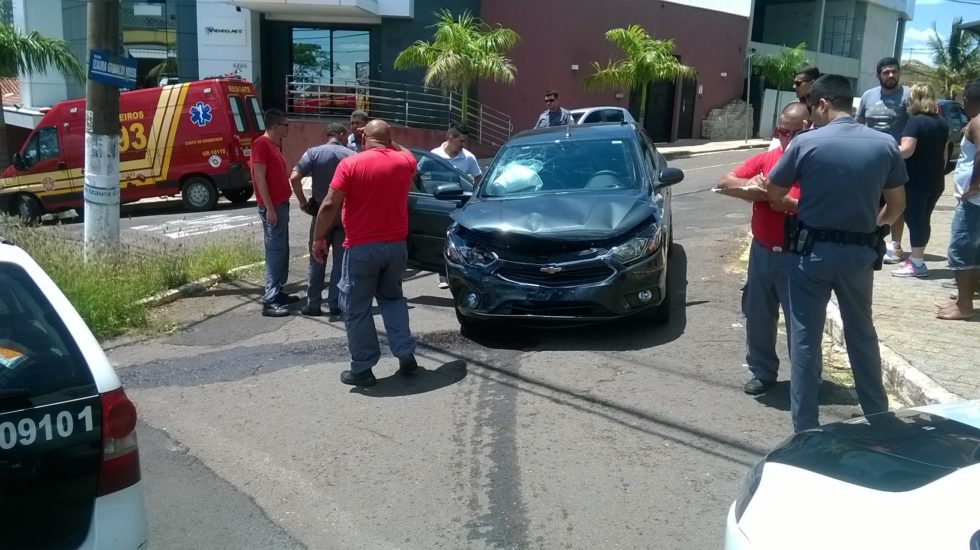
[661,143,767,160]
[823,301,963,408]
[136,260,266,308]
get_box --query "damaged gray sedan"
[416,122,684,330]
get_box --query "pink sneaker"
[891,259,928,278]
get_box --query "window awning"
[230,0,411,23]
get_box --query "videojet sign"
[200,16,247,46]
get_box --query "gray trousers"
[339,241,416,373]
[307,219,345,309]
[742,240,793,382]
[788,242,888,432]
[258,202,290,304]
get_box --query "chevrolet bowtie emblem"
[540,265,563,274]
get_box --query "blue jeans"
[338,241,416,373]
[788,242,888,432]
[258,201,290,305]
[307,219,345,309]
[742,240,793,382]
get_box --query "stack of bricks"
[701,100,753,140]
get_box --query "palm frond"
[0,24,83,81]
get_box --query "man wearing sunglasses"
[534,89,574,128]
[715,102,809,396]
[769,67,820,151]
[766,74,907,432]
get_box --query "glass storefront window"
[121,0,178,88]
[290,27,369,86]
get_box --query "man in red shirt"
[251,108,297,318]
[311,120,419,386]
[715,102,809,395]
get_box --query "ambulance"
[0,78,265,224]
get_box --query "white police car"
[0,238,148,549]
[726,400,980,550]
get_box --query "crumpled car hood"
[451,191,658,239]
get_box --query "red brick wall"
[478,0,749,140]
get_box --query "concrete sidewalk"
[826,183,977,406]
[656,138,770,160]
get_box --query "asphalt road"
[102,149,861,549]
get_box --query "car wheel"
[181,177,219,212]
[15,194,43,226]
[455,306,484,334]
[222,187,254,205]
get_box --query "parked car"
[0,238,149,548]
[291,83,357,116]
[569,106,637,124]
[406,122,684,331]
[725,400,980,550]
[938,99,969,168]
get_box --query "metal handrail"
[285,76,513,148]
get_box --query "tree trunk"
[771,88,781,137]
[638,82,649,130]
[0,106,9,171]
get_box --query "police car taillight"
[97,388,141,496]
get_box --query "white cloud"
[904,26,944,44]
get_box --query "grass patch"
[4,226,262,340]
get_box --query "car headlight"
[733,460,765,522]
[446,237,497,267]
[609,228,662,264]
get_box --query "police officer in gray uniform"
[766,75,907,432]
[289,122,354,316]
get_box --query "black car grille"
[496,262,615,286]
[498,301,612,317]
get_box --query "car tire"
[223,187,254,205]
[455,306,485,334]
[181,177,219,212]
[945,143,955,174]
[15,194,43,226]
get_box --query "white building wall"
[196,0,257,82]
[13,0,68,109]
[856,2,901,92]
[671,0,752,17]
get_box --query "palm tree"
[584,25,697,126]
[394,10,519,124]
[904,18,980,99]
[750,42,809,133]
[0,23,84,170]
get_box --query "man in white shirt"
[431,124,482,288]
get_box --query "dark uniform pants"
[788,242,888,432]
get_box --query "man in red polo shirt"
[311,119,419,387]
[715,102,809,395]
[251,108,297,318]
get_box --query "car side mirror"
[12,152,24,170]
[657,167,685,188]
[434,182,465,201]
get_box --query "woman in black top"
[893,83,950,278]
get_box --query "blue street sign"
[88,50,138,88]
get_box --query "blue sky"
[903,1,980,65]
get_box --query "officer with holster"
[766,74,907,432]
[290,122,354,316]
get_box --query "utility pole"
[84,0,121,255]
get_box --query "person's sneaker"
[340,369,376,386]
[398,354,419,375]
[328,306,343,316]
[300,304,322,316]
[438,275,449,290]
[273,293,300,306]
[942,280,958,289]
[743,378,776,395]
[891,259,928,278]
[882,248,904,264]
[262,304,291,317]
